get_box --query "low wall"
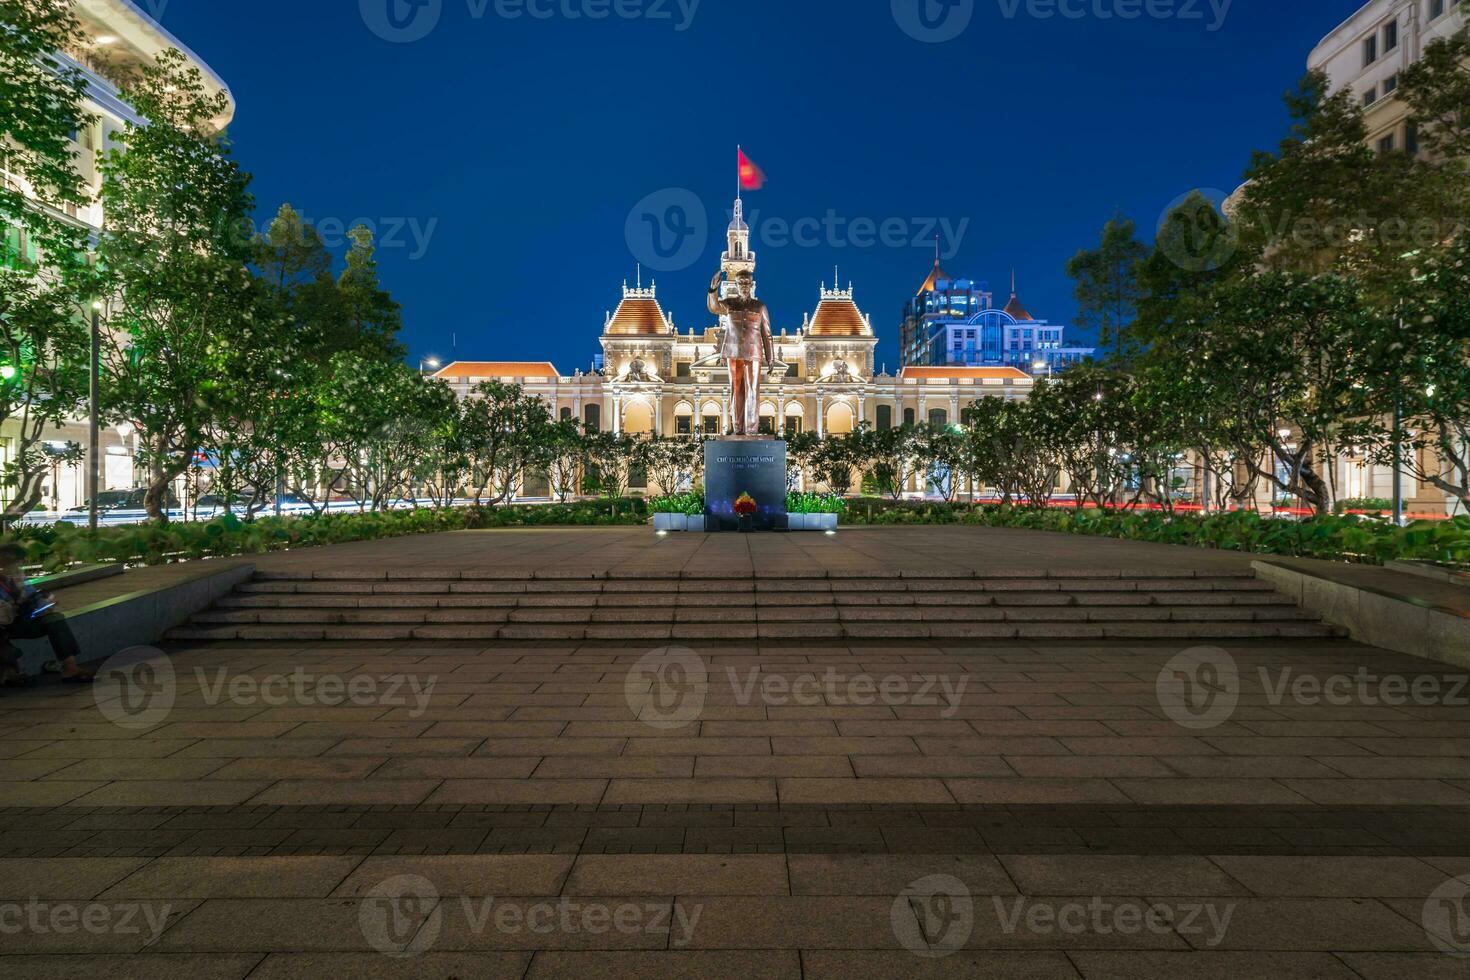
[1253,560,1470,671]
[12,562,256,675]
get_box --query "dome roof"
[807,285,872,338]
[606,284,672,336]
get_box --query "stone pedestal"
[704,439,787,532]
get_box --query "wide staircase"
[166,567,1342,642]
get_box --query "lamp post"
[419,357,441,376]
[1032,359,1053,381]
[88,300,101,532]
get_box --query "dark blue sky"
[156,0,1365,369]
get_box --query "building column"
[654,396,663,437]
[857,394,866,427]
[612,394,622,435]
[816,393,826,438]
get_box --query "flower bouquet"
[733,492,757,532]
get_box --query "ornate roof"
[1003,272,1034,322]
[900,366,1032,382]
[917,258,951,295]
[606,281,673,336]
[806,282,873,338]
[433,361,561,380]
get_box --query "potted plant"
[683,491,706,533]
[734,492,758,533]
[651,492,705,532]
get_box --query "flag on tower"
[738,147,766,191]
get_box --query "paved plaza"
[2,529,1469,977]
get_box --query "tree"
[456,381,552,505]
[333,225,406,361]
[544,418,587,503]
[252,203,342,360]
[960,397,1058,508]
[645,435,702,496]
[1067,215,1148,358]
[96,50,255,523]
[0,0,94,520]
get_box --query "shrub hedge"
[841,498,1469,566]
[6,499,650,571]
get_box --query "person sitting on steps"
[0,544,93,687]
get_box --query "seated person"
[0,544,92,686]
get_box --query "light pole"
[420,356,441,376]
[1032,359,1053,381]
[88,300,101,532]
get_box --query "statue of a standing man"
[708,268,775,437]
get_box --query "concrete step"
[165,620,1341,643]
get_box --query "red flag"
[738,148,766,190]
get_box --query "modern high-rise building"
[898,256,1094,375]
[1308,0,1465,154]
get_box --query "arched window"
[929,408,948,427]
[584,404,601,432]
[903,408,916,427]
[876,405,893,431]
[559,407,572,421]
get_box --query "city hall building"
[433,198,1039,492]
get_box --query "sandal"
[61,670,95,685]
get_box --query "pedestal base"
[704,439,787,532]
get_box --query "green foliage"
[786,492,845,515]
[838,501,1470,566]
[5,500,650,572]
[649,491,704,516]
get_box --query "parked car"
[68,488,181,514]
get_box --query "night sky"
[153,0,1367,370]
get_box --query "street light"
[1033,359,1053,381]
[88,300,101,532]
[420,357,442,375]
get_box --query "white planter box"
[815,514,839,532]
[654,514,703,532]
[788,514,811,531]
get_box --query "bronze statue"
[708,268,775,437]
